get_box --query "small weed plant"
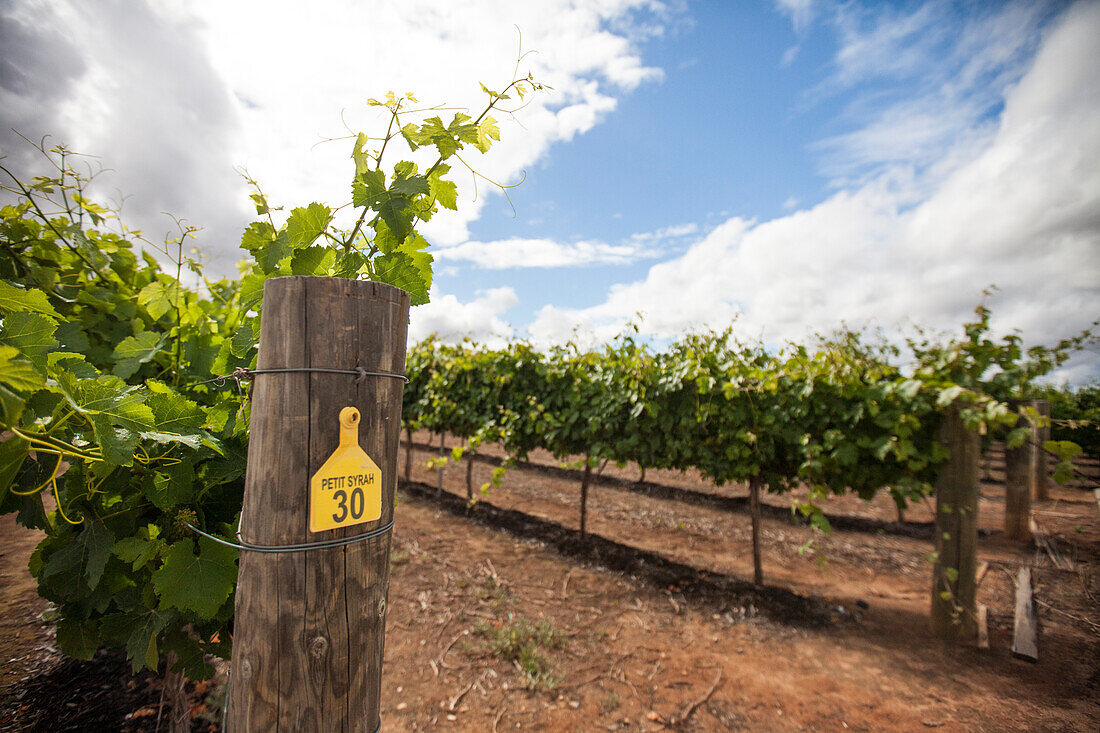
[474,616,564,690]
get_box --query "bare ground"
[1,437,1097,731]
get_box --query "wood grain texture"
[1012,566,1038,662]
[749,475,763,586]
[227,277,410,732]
[930,409,980,642]
[579,456,592,537]
[1004,399,1037,541]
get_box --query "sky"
[1,0,1098,381]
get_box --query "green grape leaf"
[102,608,174,672]
[0,344,44,392]
[153,537,237,618]
[290,245,329,276]
[147,458,195,511]
[352,169,386,208]
[239,273,266,310]
[145,383,206,436]
[351,132,371,173]
[239,221,277,255]
[53,321,91,353]
[111,331,165,379]
[390,171,430,198]
[0,280,60,319]
[136,280,182,321]
[0,384,25,425]
[418,116,460,159]
[377,196,412,242]
[285,203,331,248]
[475,115,500,153]
[230,324,257,359]
[92,415,139,466]
[113,536,165,571]
[55,372,155,432]
[428,168,458,211]
[249,192,269,215]
[372,248,431,306]
[371,219,400,255]
[0,435,28,505]
[43,519,115,589]
[0,311,58,369]
[56,617,99,660]
[241,222,290,274]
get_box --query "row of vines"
[401,317,1094,584]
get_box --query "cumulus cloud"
[811,1,1052,182]
[436,238,651,269]
[433,222,696,269]
[530,2,1100,378]
[409,286,518,346]
[0,0,668,273]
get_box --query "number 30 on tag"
[310,407,382,532]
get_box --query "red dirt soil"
[1,437,1097,731]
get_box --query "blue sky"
[1,0,1097,380]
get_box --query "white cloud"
[433,221,697,269]
[436,237,653,269]
[0,0,668,274]
[811,1,1051,182]
[627,222,698,243]
[775,0,817,34]
[529,2,1100,379]
[409,286,518,346]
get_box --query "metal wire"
[196,365,409,389]
[185,517,394,553]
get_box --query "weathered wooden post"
[1033,399,1051,500]
[227,277,410,732]
[931,408,981,641]
[579,452,592,537]
[1005,400,1038,541]
[749,475,764,586]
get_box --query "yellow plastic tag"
[309,407,382,533]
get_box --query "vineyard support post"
[1004,399,1037,541]
[930,408,981,642]
[466,446,474,500]
[580,453,592,538]
[1034,400,1051,500]
[749,475,763,585]
[227,277,410,731]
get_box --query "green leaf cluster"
[238,72,543,308]
[1,143,249,678]
[403,309,1089,518]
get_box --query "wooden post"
[1005,399,1037,541]
[1012,566,1039,662]
[1033,400,1051,500]
[579,453,592,538]
[227,277,410,732]
[465,449,474,500]
[931,408,981,641]
[749,475,763,585]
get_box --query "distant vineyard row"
[401,313,1091,529]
